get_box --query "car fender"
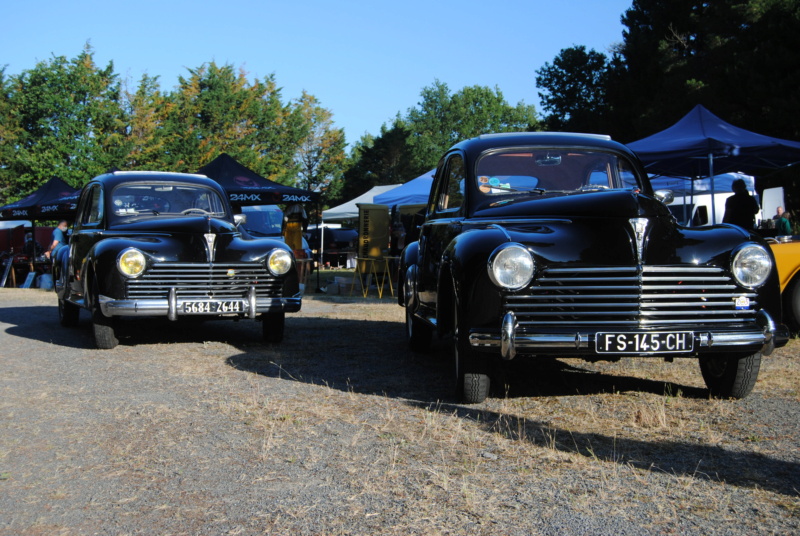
[399,242,421,307]
[438,226,509,335]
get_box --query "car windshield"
[111,182,227,219]
[475,148,641,195]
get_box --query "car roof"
[88,171,223,192]
[450,132,640,161]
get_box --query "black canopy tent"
[0,177,79,221]
[197,153,319,206]
[628,105,800,222]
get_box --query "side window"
[437,155,465,213]
[81,185,104,226]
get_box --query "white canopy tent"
[322,184,400,222]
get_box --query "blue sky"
[2,0,632,146]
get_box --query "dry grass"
[1,289,799,535]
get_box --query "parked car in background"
[399,132,789,403]
[55,171,302,349]
[306,226,358,268]
[767,235,800,334]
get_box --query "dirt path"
[1,288,798,535]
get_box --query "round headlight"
[488,244,535,290]
[267,249,293,276]
[731,244,772,288]
[117,248,146,277]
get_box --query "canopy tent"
[0,177,79,221]
[628,105,800,178]
[322,185,400,221]
[198,153,319,206]
[372,169,435,207]
[628,105,800,222]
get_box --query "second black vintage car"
[55,171,302,349]
[399,132,790,403]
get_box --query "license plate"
[595,332,693,354]
[183,301,244,314]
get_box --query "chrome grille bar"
[506,266,757,327]
[127,262,282,299]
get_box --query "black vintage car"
[55,171,301,349]
[399,132,789,403]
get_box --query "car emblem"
[204,233,216,263]
[227,269,236,277]
[629,218,649,264]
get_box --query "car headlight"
[488,244,535,290]
[267,249,293,276]
[117,248,146,278]
[731,244,772,288]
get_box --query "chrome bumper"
[99,287,302,320]
[469,309,787,360]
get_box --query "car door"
[417,152,467,308]
[68,183,105,297]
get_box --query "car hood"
[111,215,239,235]
[469,190,755,266]
[103,216,286,263]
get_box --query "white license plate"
[183,301,244,314]
[595,332,693,354]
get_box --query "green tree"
[124,74,172,169]
[338,119,422,204]
[535,45,611,133]
[405,80,538,169]
[1,46,129,200]
[294,92,346,204]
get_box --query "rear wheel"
[453,299,490,404]
[699,353,761,398]
[262,312,285,343]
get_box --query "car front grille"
[506,266,757,328]
[126,263,283,300]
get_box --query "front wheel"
[58,297,80,327]
[699,353,761,399]
[91,279,118,349]
[92,308,119,349]
[453,299,490,404]
[262,312,285,343]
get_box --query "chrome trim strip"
[100,296,301,317]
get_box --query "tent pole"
[708,154,716,224]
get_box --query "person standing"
[722,179,760,230]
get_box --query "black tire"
[406,307,432,352]
[786,277,800,334]
[91,279,118,349]
[92,308,119,349]
[699,352,761,399]
[262,312,285,343]
[58,297,80,327]
[453,299,490,404]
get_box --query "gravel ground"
[0,287,798,535]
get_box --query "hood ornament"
[204,233,217,263]
[629,218,649,264]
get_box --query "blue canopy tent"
[373,169,435,207]
[628,105,800,222]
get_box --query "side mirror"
[234,213,247,226]
[654,189,674,205]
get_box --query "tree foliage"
[0,46,129,199]
[535,46,610,133]
[294,92,347,203]
[0,49,338,206]
[406,80,538,170]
